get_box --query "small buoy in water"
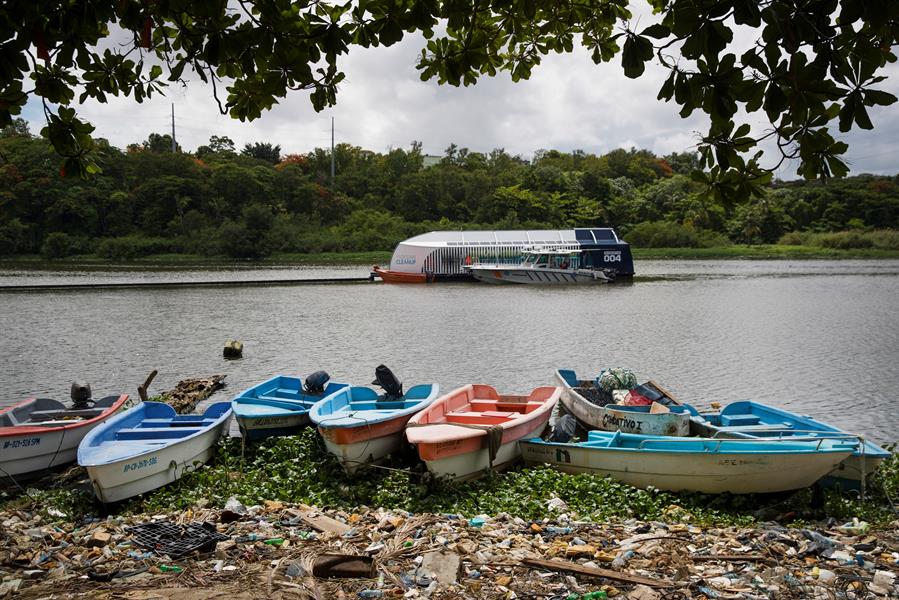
[223,340,243,359]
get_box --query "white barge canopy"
[388,229,631,278]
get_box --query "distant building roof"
[400,229,620,247]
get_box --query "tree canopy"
[1,1,897,198]
[2,127,898,260]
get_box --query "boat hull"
[321,432,406,474]
[78,402,232,503]
[521,439,852,494]
[600,404,690,436]
[372,266,430,283]
[0,395,131,477]
[468,266,611,285]
[688,400,892,488]
[419,415,551,480]
[236,412,310,441]
[83,416,231,503]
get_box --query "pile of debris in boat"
[1,499,897,599]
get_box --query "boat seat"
[446,411,513,425]
[28,409,103,420]
[140,419,213,427]
[719,414,761,427]
[115,427,202,440]
[375,401,408,410]
[256,395,307,404]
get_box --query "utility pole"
[171,103,177,153]
[330,116,335,181]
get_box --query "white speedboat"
[464,248,614,284]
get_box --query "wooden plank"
[290,506,352,535]
[521,558,674,588]
[647,380,680,405]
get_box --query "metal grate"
[127,521,229,558]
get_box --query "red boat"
[371,265,432,283]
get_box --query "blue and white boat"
[686,401,891,489]
[77,401,232,503]
[520,430,857,494]
[232,373,348,441]
[310,366,438,473]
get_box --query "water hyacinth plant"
[3,431,897,528]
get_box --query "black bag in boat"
[304,371,330,395]
[372,365,403,399]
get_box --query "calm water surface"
[1,260,898,444]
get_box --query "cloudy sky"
[20,25,899,179]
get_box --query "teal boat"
[521,429,857,494]
[685,401,891,489]
[310,365,439,473]
[232,372,348,441]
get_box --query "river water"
[1,260,898,444]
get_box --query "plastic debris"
[0,501,896,599]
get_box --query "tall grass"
[778,229,899,250]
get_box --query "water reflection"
[1,260,897,444]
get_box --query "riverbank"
[2,434,898,596]
[3,245,899,270]
[2,498,897,599]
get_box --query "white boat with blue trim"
[465,248,615,285]
[78,401,232,503]
[521,430,857,494]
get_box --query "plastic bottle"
[159,565,182,573]
[611,550,634,569]
[356,591,384,598]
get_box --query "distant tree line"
[1,118,897,260]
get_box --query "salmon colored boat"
[371,265,432,283]
[406,384,561,481]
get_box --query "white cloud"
[18,26,899,177]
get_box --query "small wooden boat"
[77,401,232,503]
[521,430,857,494]
[0,394,131,478]
[232,373,348,441]
[686,401,892,489]
[555,369,683,432]
[310,366,438,473]
[371,265,433,283]
[465,249,614,285]
[406,384,561,480]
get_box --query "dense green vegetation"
[4,432,897,529]
[2,122,898,261]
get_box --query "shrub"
[777,231,808,245]
[625,221,698,248]
[96,236,177,260]
[869,229,899,250]
[40,232,91,258]
[815,230,874,249]
[695,229,732,248]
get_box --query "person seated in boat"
[560,259,569,269]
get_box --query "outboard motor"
[303,371,331,395]
[371,365,403,399]
[71,381,93,409]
